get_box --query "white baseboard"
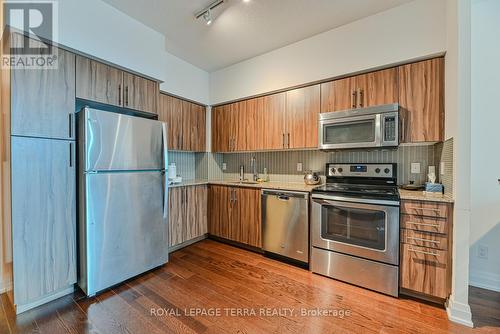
[470,270,500,292]
[446,296,473,328]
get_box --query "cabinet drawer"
[400,244,449,299]
[401,214,448,234]
[401,200,449,218]
[401,229,448,250]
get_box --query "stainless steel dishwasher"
[261,189,309,265]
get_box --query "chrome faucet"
[251,156,258,181]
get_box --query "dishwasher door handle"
[277,195,290,201]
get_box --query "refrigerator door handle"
[162,122,169,219]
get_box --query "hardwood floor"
[0,239,498,333]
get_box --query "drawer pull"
[406,207,442,213]
[408,247,438,256]
[407,221,440,228]
[406,236,440,244]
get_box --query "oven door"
[311,197,399,265]
[319,114,381,150]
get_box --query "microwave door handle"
[375,114,382,146]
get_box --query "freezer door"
[83,108,164,171]
[84,171,168,296]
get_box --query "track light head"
[203,9,212,25]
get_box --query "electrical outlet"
[440,162,445,175]
[478,245,488,259]
[297,163,303,172]
[222,163,227,171]
[411,163,421,174]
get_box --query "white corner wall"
[13,0,210,104]
[209,0,446,104]
[469,0,500,293]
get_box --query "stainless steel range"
[310,163,400,297]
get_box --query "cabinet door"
[186,185,208,240]
[355,68,398,108]
[211,105,231,152]
[76,55,123,107]
[399,58,444,143]
[227,102,243,151]
[168,187,184,247]
[260,93,286,150]
[243,99,260,151]
[285,85,320,149]
[123,72,158,114]
[188,103,206,152]
[11,35,75,140]
[320,77,355,112]
[229,188,241,242]
[238,188,262,248]
[208,185,230,238]
[158,94,183,150]
[11,137,76,305]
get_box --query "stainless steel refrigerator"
[77,107,168,296]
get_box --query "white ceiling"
[101,0,414,72]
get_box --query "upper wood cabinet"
[260,93,285,150]
[399,58,444,143]
[285,85,320,149]
[320,68,398,112]
[76,55,159,114]
[123,72,158,114]
[11,35,76,140]
[158,93,206,152]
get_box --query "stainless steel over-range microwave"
[318,103,399,150]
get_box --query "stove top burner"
[313,183,400,201]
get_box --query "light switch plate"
[297,163,303,172]
[440,162,445,175]
[411,163,421,174]
[222,163,227,171]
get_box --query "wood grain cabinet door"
[11,137,76,305]
[209,185,231,238]
[168,187,185,247]
[320,77,355,112]
[211,105,231,152]
[188,103,206,152]
[355,68,398,108]
[238,187,262,248]
[185,185,208,240]
[285,85,320,149]
[158,94,183,150]
[398,58,444,143]
[123,72,158,114]
[261,93,286,150]
[11,35,75,140]
[76,55,123,107]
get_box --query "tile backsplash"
[170,141,454,195]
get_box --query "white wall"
[469,0,500,293]
[6,0,210,104]
[209,0,446,104]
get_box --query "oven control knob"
[375,168,381,174]
[384,168,390,174]
[337,168,343,173]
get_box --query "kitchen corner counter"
[399,189,454,203]
[208,180,318,193]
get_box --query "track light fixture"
[195,0,224,26]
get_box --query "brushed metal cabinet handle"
[407,221,440,228]
[358,89,364,108]
[287,133,290,148]
[408,246,438,256]
[125,86,129,106]
[282,133,285,149]
[118,84,122,106]
[407,207,442,213]
[351,90,357,108]
[406,236,440,244]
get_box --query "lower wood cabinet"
[168,185,207,247]
[400,199,453,300]
[208,185,261,248]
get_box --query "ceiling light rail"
[195,0,224,25]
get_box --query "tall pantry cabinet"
[1,32,77,314]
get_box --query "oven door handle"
[313,198,394,213]
[312,194,400,207]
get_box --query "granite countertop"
[169,179,318,192]
[398,189,454,203]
